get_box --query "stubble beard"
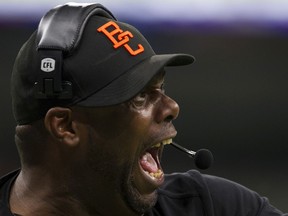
[86,128,158,215]
[121,166,158,215]
[87,142,157,215]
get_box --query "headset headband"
[34,3,116,99]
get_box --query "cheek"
[85,121,140,168]
[128,103,156,134]
[84,105,156,166]
[131,108,160,143]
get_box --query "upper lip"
[148,128,177,150]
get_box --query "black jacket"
[1,170,286,216]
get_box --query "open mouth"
[139,138,172,186]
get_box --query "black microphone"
[170,142,214,170]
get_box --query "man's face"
[73,72,179,214]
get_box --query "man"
[0,3,286,216]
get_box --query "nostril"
[165,115,174,122]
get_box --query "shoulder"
[159,169,249,198]
[201,173,287,216]
[152,170,286,216]
[0,170,20,216]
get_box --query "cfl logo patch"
[41,58,55,72]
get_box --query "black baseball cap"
[11,3,194,125]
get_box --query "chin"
[121,169,158,214]
[125,185,158,214]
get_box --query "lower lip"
[138,162,165,191]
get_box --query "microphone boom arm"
[171,142,196,157]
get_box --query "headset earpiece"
[35,49,72,99]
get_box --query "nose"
[155,94,180,123]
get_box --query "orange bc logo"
[97,21,144,56]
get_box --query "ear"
[44,107,80,147]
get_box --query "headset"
[34,3,115,99]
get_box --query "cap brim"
[76,53,195,106]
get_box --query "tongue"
[140,152,159,173]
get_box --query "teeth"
[151,138,172,148]
[148,169,163,179]
[152,143,161,148]
[162,138,172,145]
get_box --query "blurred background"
[0,0,287,212]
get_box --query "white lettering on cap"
[41,58,55,72]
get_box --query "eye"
[128,80,165,109]
[130,91,148,108]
